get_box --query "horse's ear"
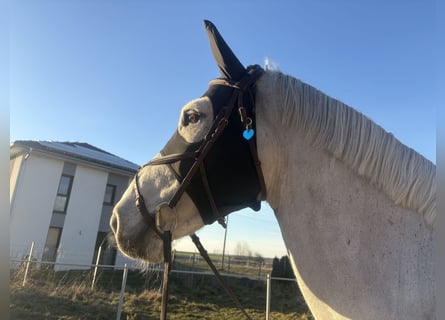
[204,20,247,80]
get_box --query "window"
[53,175,73,213]
[92,232,117,266]
[103,184,116,205]
[42,227,62,262]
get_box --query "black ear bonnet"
[155,20,265,225]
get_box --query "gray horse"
[110,21,436,319]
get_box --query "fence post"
[116,264,128,320]
[91,246,102,290]
[258,260,262,279]
[190,253,196,288]
[22,241,35,286]
[221,216,228,270]
[265,274,271,320]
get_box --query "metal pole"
[91,246,102,290]
[160,231,172,320]
[221,216,229,270]
[116,264,128,320]
[22,241,35,286]
[190,253,196,288]
[258,259,262,279]
[265,274,271,320]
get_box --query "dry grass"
[10,264,313,319]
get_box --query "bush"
[271,256,295,279]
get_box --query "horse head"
[110,21,266,262]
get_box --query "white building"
[10,140,140,270]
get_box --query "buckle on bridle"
[155,203,177,233]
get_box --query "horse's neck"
[255,72,434,319]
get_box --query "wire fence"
[10,242,274,277]
[10,243,312,320]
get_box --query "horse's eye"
[183,111,200,126]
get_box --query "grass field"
[10,255,313,319]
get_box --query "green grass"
[10,260,313,319]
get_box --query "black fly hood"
[161,67,265,224]
[138,20,266,226]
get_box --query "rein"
[134,66,265,320]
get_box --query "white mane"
[264,71,436,227]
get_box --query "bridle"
[134,65,266,320]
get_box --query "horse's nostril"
[110,214,118,234]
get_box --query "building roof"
[11,140,140,174]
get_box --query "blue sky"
[10,1,436,258]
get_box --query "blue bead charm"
[243,129,254,140]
